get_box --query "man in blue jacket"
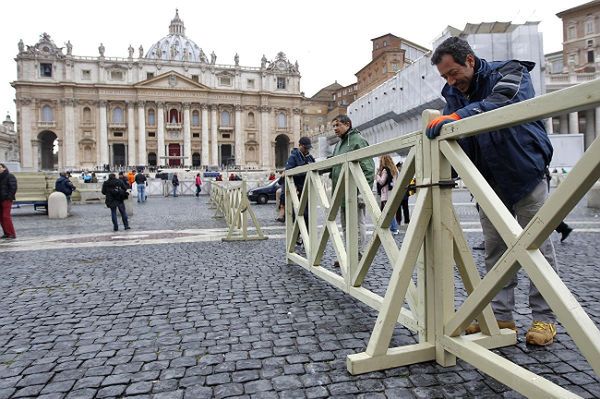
[426,37,557,346]
[284,137,315,245]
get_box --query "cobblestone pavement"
[1,190,599,398]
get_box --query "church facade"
[13,11,303,171]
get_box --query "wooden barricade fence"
[285,78,600,398]
[209,180,267,242]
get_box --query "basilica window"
[169,109,179,123]
[219,77,232,86]
[148,109,156,126]
[192,110,200,126]
[221,111,231,127]
[191,75,199,82]
[81,70,91,80]
[568,23,576,40]
[277,112,287,129]
[247,79,255,89]
[41,105,54,122]
[247,112,255,128]
[111,70,124,81]
[147,72,154,80]
[40,63,52,77]
[83,107,92,123]
[276,77,286,89]
[112,107,124,124]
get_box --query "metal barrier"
[285,78,600,398]
[209,180,267,242]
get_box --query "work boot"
[526,321,556,346]
[464,319,516,335]
[560,227,573,242]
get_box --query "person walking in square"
[172,173,180,197]
[101,173,130,231]
[195,173,202,197]
[0,163,17,240]
[427,37,557,346]
[134,171,147,203]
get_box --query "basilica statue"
[210,51,217,65]
[200,49,208,63]
[261,54,267,69]
[139,45,144,58]
[128,45,134,58]
[18,39,24,53]
[234,53,239,66]
[156,44,163,58]
[98,43,105,57]
[66,40,73,56]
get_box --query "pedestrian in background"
[55,172,76,213]
[195,173,202,197]
[0,163,17,240]
[395,161,411,225]
[376,155,399,235]
[101,173,130,231]
[172,173,180,197]
[134,171,147,203]
[330,114,375,266]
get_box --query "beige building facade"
[13,11,303,171]
[0,114,18,163]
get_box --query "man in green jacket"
[331,115,375,264]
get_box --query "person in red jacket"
[0,163,17,240]
[195,173,203,197]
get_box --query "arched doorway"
[274,134,290,169]
[168,143,181,166]
[148,152,157,166]
[38,130,58,170]
[192,152,201,167]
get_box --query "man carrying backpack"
[101,173,130,231]
[55,172,76,214]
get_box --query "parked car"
[247,179,280,204]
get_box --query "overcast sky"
[0,0,585,125]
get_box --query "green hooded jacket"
[330,128,375,201]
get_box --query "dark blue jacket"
[55,176,75,197]
[285,148,315,191]
[442,57,553,207]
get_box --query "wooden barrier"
[285,78,600,398]
[209,180,267,242]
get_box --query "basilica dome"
[145,10,207,63]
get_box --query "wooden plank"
[347,343,436,375]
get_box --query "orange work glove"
[426,113,461,139]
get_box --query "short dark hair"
[108,173,116,179]
[431,37,474,66]
[332,114,352,129]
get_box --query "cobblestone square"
[1,191,599,398]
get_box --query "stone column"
[63,98,76,170]
[210,105,218,166]
[559,114,569,134]
[544,117,553,134]
[127,101,136,166]
[57,139,64,171]
[183,103,191,167]
[136,102,147,166]
[292,108,301,146]
[31,139,40,171]
[234,105,243,166]
[201,104,209,167]
[99,100,109,166]
[157,102,165,166]
[18,98,34,169]
[260,106,271,168]
[569,112,579,134]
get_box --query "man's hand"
[426,113,461,139]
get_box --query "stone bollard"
[48,191,68,219]
[124,191,134,216]
[588,183,600,209]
